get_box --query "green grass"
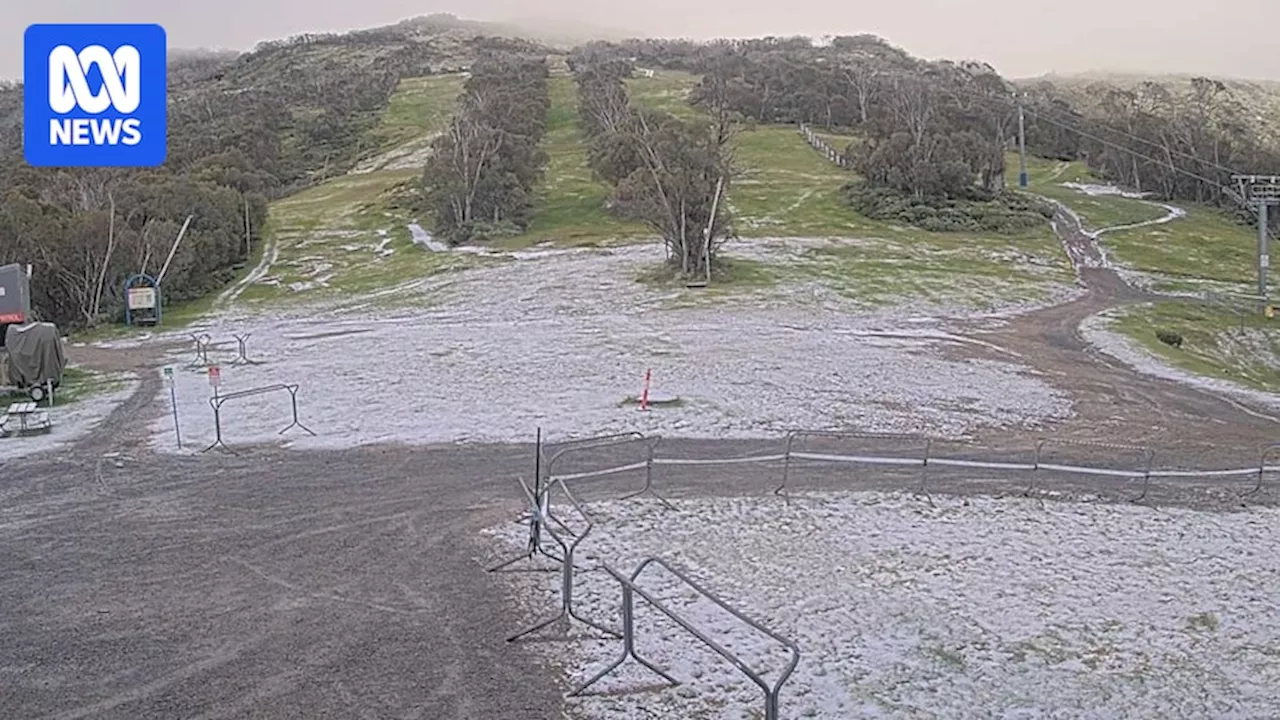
[1013,154,1168,229]
[1011,153,1259,291]
[1111,300,1280,392]
[626,71,702,118]
[236,74,486,305]
[1103,207,1257,290]
[636,255,779,288]
[0,366,128,406]
[730,125,872,237]
[372,73,467,151]
[502,76,650,248]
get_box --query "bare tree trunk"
[91,193,117,320]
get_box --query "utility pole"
[1233,175,1280,303]
[1017,101,1029,188]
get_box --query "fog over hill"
[4,0,1279,81]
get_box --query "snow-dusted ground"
[485,491,1280,719]
[1081,311,1280,418]
[1047,182,1187,273]
[0,375,138,460]
[143,242,1074,452]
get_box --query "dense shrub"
[842,184,1054,234]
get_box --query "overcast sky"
[5,0,1279,82]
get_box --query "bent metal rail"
[570,557,800,720]
[202,383,315,453]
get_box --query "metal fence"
[570,557,800,720]
[537,430,1280,506]
[495,460,801,720]
[493,429,1280,716]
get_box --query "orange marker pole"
[640,368,651,411]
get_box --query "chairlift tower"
[1233,175,1280,301]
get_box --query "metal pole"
[1017,102,1029,188]
[532,427,542,557]
[1260,202,1269,302]
[169,380,182,449]
[212,403,222,448]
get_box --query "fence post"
[1130,449,1156,502]
[775,431,797,499]
[1024,439,1047,497]
[916,438,934,506]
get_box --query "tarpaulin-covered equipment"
[4,322,65,402]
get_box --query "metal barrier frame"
[230,333,264,366]
[544,432,673,509]
[186,333,213,369]
[487,475,568,573]
[201,383,315,453]
[1245,443,1280,497]
[779,430,934,503]
[1024,439,1155,502]
[570,556,800,720]
[489,428,1280,717]
[507,478,620,642]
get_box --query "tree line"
[0,24,537,330]
[418,52,551,244]
[578,36,1278,233]
[571,55,734,277]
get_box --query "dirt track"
[4,204,1280,718]
[973,205,1279,458]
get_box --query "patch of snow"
[485,491,1280,719]
[374,232,395,257]
[349,133,441,174]
[407,223,450,252]
[144,243,1073,452]
[0,375,139,460]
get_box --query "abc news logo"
[24,24,167,167]
[48,44,144,147]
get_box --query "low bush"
[843,184,1054,234]
[1156,330,1184,348]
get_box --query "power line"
[1021,106,1236,193]
[947,86,1241,195]
[1015,95,1247,178]
[937,79,1249,180]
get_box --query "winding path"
[975,194,1280,458]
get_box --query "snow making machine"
[0,263,32,391]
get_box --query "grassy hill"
[238,59,1266,319]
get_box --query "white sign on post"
[127,286,156,309]
[207,365,221,388]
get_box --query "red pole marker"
[640,368,651,411]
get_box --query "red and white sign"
[207,365,221,388]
